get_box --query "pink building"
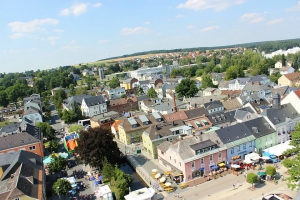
[157,134,227,183]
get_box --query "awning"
[199,167,205,170]
[211,165,218,170]
[243,160,253,164]
[218,163,225,167]
[231,164,240,168]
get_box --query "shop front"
[192,167,204,179]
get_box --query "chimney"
[171,92,177,112]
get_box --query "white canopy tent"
[263,141,294,156]
[245,152,261,163]
[124,187,155,200]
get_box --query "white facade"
[280,67,295,75]
[129,66,162,78]
[24,101,41,111]
[281,90,300,114]
[275,61,283,69]
[106,87,126,100]
[81,100,107,117]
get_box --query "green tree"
[0,91,9,107]
[69,84,75,96]
[49,156,67,172]
[76,127,121,167]
[68,124,84,133]
[114,167,133,200]
[283,123,300,190]
[75,86,88,95]
[36,122,55,140]
[247,173,258,188]
[109,77,120,89]
[101,157,115,182]
[282,54,286,66]
[147,87,157,98]
[225,66,245,80]
[33,79,45,94]
[265,166,276,177]
[196,69,204,77]
[51,140,59,152]
[269,72,281,84]
[196,56,206,65]
[121,94,127,98]
[175,78,198,98]
[201,74,214,89]
[53,179,72,197]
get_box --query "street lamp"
[57,187,61,200]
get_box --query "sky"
[1,0,300,73]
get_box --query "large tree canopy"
[175,78,198,98]
[147,87,157,98]
[76,127,121,167]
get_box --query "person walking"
[233,184,235,189]
[237,181,240,187]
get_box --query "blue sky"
[1,0,300,73]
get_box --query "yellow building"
[278,72,300,87]
[142,120,192,158]
[118,112,164,145]
[120,79,132,90]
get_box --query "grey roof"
[24,106,41,116]
[184,107,208,118]
[243,117,276,138]
[0,122,21,135]
[234,107,254,120]
[139,80,150,85]
[215,123,253,144]
[225,110,237,123]
[229,77,250,85]
[207,111,230,125]
[203,100,223,110]
[25,124,42,140]
[184,96,223,108]
[249,74,268,82]
[165,84,177,90]
[189,140,216,151]
[137,95,148,101]
[218,80,229,88]
[83,95,105,106]
[260,103,300,125]
[68,94,92,106]
[157,141,172,152]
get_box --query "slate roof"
[184,107,208,119]
[243,117,276,138]
[64,94,92,107]
[234,107,254,120]
[24,106,41,116]
[83,95,106,106]
[137,95,148,102]
[0,122,21,135]
[222,98,242,111]
[228,78,251,85]
[139,80,150,85]
[260,103,300,125]
[249,74,269,82]
[0,151,43,200]
[204,100,223,110]
[218,80,229,88]
[225,110,237,123]
[157,141,172,152]
[183,96,223,108]
[215,123,254,144]
[207,111,230,125]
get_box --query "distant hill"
[99,38,300,61]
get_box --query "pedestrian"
[243,171,246,178]
[237,181,240,187]
[233,184,235,189]
[281,175,284,182]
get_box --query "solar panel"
[139,115,149,123]
[128,118,137,125]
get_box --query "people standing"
[233,184,235,189]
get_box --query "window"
[29,146,35,150]
[179,162,181,166]
[218,152,222,158]
[191,161,195,168]
[201,158,204,164]
[258,139,261,144]
[237,146,240,151]
[210,155,213,161]
[243,143,246,149]
[231,148,234,154]
[249,142,252,147]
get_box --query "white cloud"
[178,0,245,11]
[9,33,25,39]
[199,26,219,32]
[249,17,264,24]
[54,29,64,33]
[286,1,300,11]
[61,45,82,51]
[176,14,186,19]
[186,25,195,29]
[8,18,59,33]
[60,3,88,16]
[42,36,60,45]
[239,13,260,21]
[267,18,283,25]
[93,3,102,7]
[144,21,151,25]
[157,33,163,36]
[98,39,109,44]
[120,27,152,35]
[2,49,19,54]
[70,40,76,44]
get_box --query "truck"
[78,119,90,126]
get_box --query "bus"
[78,119,90,126]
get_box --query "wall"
[119,126,145,145]
[281,91,300,114]
[278,76,292,87]
[0,142,44,157]
[107,101,138,113]
[254,132,276,153]
[227,141,255,163]
[23,113,43,124]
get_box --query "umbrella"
[257,171,266,176]
[231,164,240,168]
[165,182,172,187]
[262,156,270,160]
[211,165,218,170]
[243,160,253,164]
[155,173,161,179]
[159,177,166,183]
[152,169,158,173]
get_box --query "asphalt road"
[50,104,63,131]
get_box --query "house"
[23,106,43,124]
[275,61,283,69]
[51,87,70,96]
[203,100,224,114]
[142,120,192,158]
[81,95,107,117]
[23,94,41,104]
[0,122,21,136]
[118,113,164,145]
[203,88,221,97]
[0,150,45,200]
[184,107,208,119]
[111,120,123,139]
[228,78,251,90]
[220,90,242,99]
[63,94,92,111]
[218,80,229,90]
[24,100,41,111]
[234,107,258,123]
[243,98,270,114]
[271,86,299,97]
[163,111,188,122]
[281,89,300,114]
[207,112,231,128]
[82,69,95,76]
[182,96,223,109]
[209,72,226,85]
[90,111,120,129]
[136,95,148,111]
[105,87,126,100]
[260,98,300,144]
[107,97,139,113]
[183,115,212,134]
[244,117,276,154]
[213,123,256,165]
[278,72,300,87]
[280,66,295,75]
[0,124,44,157]
[157,134,227,183]
[140,97,186,115]
[222,98,242,111]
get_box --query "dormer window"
[132,124,137,128]
[143,121,149,125]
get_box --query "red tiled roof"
[294,89,300,98]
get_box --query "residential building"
[214,123,256,164]
[157,134,227,182]
[118,113,164,145]
[184,107,208,119]
[0,150,45,200]
[143,120,192,158]
[275,61,283,69]
[23,106,43,124]
[209,72,226,85]
[111,120,123,139]
[23,94,41,104]
[0,122,21,136]
[0,124,44,157]
[137,95,148,111]
[105,87,126,100]
[280,66,295,75]
[228,78,251,90]
[220,90,242,99]
[161,61,181,74]
[207,111,231,128]
[82,69,95,76]
[24,100,41,111]
[63,94,92,111]
[107,97,139,113]
[129,66,163,78]
[203,100,224,114]
[222,98,242,111]
[234,107,258,123]
[203,88,221,97]
[140,98,186,115]
[183,115,213,134]
[163,111,188,122]
[244,117,276,154]
[278,72,300,87]
[90,111,120,128]
[281,89,300,113]
[51,87,70,96]
[81,95,107,117]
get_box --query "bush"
[247,173,257,188]
[265,166,276,176]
